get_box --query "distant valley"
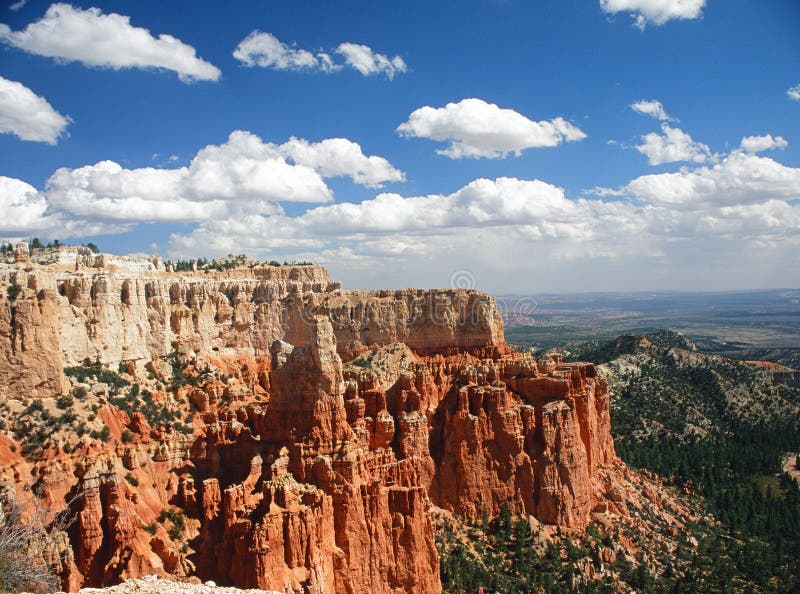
[500,289,800,367]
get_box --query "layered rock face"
[0,256,614,593]
[0,261,504,399]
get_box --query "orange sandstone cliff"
[0,248,615,593]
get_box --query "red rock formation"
[0,258,616,593]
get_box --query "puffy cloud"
[232,31,338,72]
[174,147,800,257]
[397,98,586,159]
[183,131,332,204]
[167,161,800,290]
[0,176,49,233]
[335,43,406,79]
[631,99,672,121]
[9,0,27,11]
[161,147,800,291]
[0,76,70,144]
[600,0,706,29]
[0,3,220,82]
[40,131,402,223]
[168,177,628,261]
[232,32,406,79]
[44,133,322,223]
[636,124,712,165]
[788,85,800,101]
[0,175,125,238]
[739,134,788,153]
[295,177,590,237]
[301,177,576,234]
[614,152,800,209]
[44,161,223,223]
[279,137,405,187]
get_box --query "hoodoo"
[0,251,615,592]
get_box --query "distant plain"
[499,289,800,366]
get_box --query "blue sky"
[0,0,799,292]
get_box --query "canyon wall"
[0,252,615,593]
[0,260,505,399]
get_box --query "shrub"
[89,426,111,442]
[124,473,138,487]
[6,284,20,303]
[55,395,73,410]
[158,508,186,542]
[0,492,80,593]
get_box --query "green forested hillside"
[578,331,800,591]
[439,331,800,592]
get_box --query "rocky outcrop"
[0,261,505,399]
[0,256,615,593]
[60,573,281,594]
[746,360,800,388]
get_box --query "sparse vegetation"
[55,395,73,409]
[64,358,130,391]
[158,508,186,542]
[5,283,20,303]
[89,426,111,442]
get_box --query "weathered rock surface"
[59,573,280,594]
[0,255,615,593]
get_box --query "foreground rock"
[0,249,616,593]
[59,574,279,594]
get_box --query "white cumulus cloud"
[279,137,405,187]
[45,161,215,223]
[631,99,672,121]
[397,98,586,159]
[787,84,800,101]
[167,176,613,259]
[0,176,49,233]
[636,124,712,165]
[167,156,800,290]
[617,152,800,209]
[0,175,125,238]
[40,131,403,223]
[600,0,706,29]
[232,32,406,79]
[739,134,788,153]
[183,131,332,205]
[0,76,70,144]
[335,43,407,79]
[0,3,220,82]
[232,31,338,72]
